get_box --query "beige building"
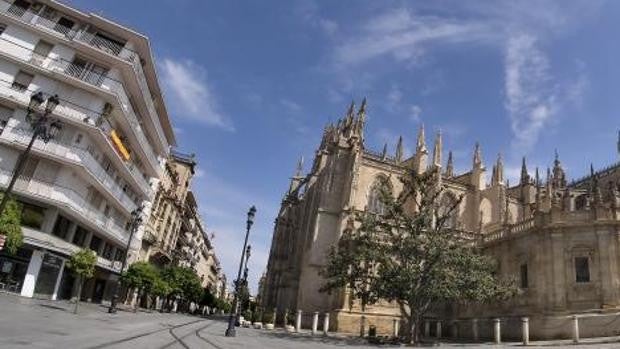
[139,150,195,267]
[262,100,620,339]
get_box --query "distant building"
[139,151,195,267]
[262,100,620,339]
[0,0,174,303]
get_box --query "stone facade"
[138,150,195,267]
[261,100,620,338]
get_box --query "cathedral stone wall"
[261,100,620,339]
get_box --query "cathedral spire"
[432,130,442,167]
[472,141,482,168]
[520,156,530,185]
[295,156,304,177]
[445,150,454,177]
[381,143,388,160]
[395,136,403,163]
[416,124,427,153]
[492,153,504,184]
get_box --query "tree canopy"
[322,170,516,343]
[0,194,23,254]
[68,248,97,279]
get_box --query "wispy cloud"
[504,34,556,153]
[160,58,234,131]
[332,8,497,68]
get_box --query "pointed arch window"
[438,192,459,229]
[367,177,391,215]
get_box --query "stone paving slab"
[2,294,620,348]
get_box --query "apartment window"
[520,264,528,289]
[21,203,45,230]
[11,70,34,92]
[7,0,30,18]
[51,215,71,239]
[91,32,125,56]
[114,248,124,262]
[54,17,75,36]
[0,105,14,135]
[102,243,113,260]
[31,40,53,66]
[575,257,590,283]
[89,235,102,253]
[72,226,88,247]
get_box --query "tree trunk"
[74,276,82,314]
[408,314,421,345]
[360,315,366,337]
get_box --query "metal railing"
[0,0,166,150]
[1,126,139,213]
[0,168,129,245]
[0,32,161,174]
[0,76,153,195]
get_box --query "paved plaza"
[2,294,620,349]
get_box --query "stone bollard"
[312,312,319,335]
[296,310,302,332]
[493,318,501,344]
[323,312,330,335]
[393,318,400,337]
[572,315,579,343]
[472,318,479,342]
[522,317,530,346]
[424,321,430,338]
[436,321,442,339]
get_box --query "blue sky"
[67,0,619,292]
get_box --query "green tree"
[67,248,97,314]
[160,266,203,311]
[121,262,159,310]
[0,194,22,255]
[322,170,516,344]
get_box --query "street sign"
[0,234,6,251]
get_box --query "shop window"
[20,203,45,229]
[11,70,34,92]
[51,215,71,239]
[520,263,528,289]
[575,257,590,283]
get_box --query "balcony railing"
[0,78,152,196]
[0,169,129,245]
[0,33,161,174]
[0,0,167,149]
[1,126,140,213]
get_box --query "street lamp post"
[234,245,251,325]
[0,92,60,217]
[225,205,256,337]
[108,206,143,314]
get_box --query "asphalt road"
[3,293,620,348]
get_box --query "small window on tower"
[575,257,590,283]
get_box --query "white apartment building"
[0,0,174,303]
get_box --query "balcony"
[0,24,161,174]
[0,125,139,213]
[0,0,168,152]
[0,77,152,196]
[0,168,129,245]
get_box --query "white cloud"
[332,8,497,67]
[160,58,234,131]
[409,105,422,122]
[504,34,557,153]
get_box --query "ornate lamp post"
[108,206,143,314]
[0,92,60,216]
[225,205,256,337]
